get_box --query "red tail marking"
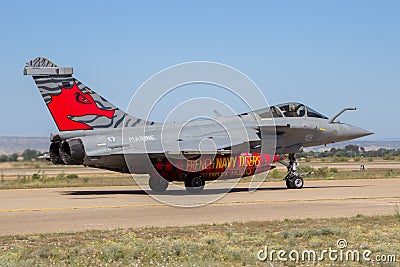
[47,82,115,131]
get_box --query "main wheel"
[289,176,304,189]
[185,176,205,193]
[149,175,169,192]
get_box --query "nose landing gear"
[281,153,304,189]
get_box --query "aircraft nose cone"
[347,126,374,139]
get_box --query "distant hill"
[305,140,400,152]
[0,136,49,155]
[1,136,399,155]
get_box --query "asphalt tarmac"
[0,161,399,176]
[0,178,399,236]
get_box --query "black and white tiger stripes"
[26,57,152,130]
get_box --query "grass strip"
[0,214,399,266]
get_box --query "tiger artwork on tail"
[26,57,152,131]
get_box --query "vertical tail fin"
[24,57,150,131]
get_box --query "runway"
[0,161,399,176]
[0,178,399,236]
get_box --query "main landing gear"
[148,174,205,193]
[149,175,169,192]
[281,153,304,189]
[185,175,205,193]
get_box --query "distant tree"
[21,149,41,161]
[7,153,18,162]
[365,150,378,157]
[0,155,7,162]
[296,152,307,158]
[377,148,388,157]
[345,145,359,152]
[335,149,350,158]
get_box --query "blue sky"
[0,1,399,139]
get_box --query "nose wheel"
[281,153,304,189]
[285,174,304,189]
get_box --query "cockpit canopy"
[254,102,328,119]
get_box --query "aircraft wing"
[74,123,263,157]
[55,116,281,158]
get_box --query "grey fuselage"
[51,103,372,175]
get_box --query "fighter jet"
[24,57,373,193]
